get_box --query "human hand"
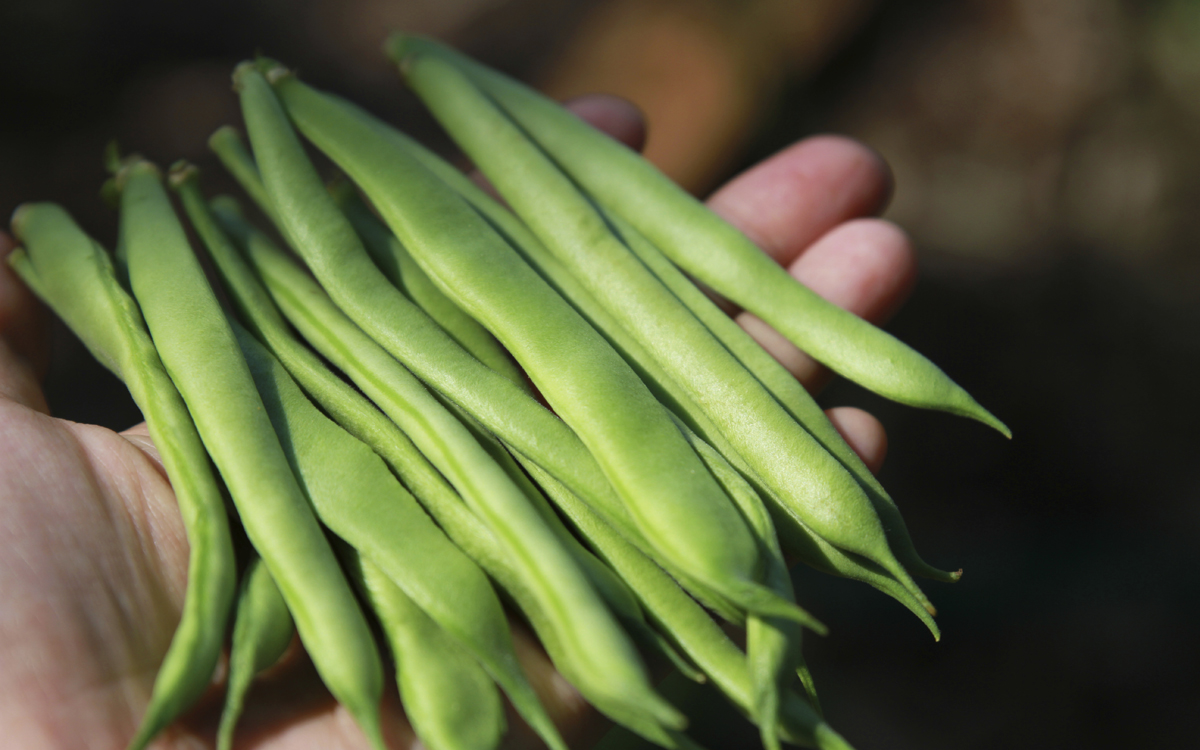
[0,94,911,749]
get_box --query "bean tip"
[208,125,242,152]
[9,203,33,240]
[254,56,294,86]
[167,160,200,191]
[231,60,258,92]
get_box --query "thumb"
[1,231,52,412]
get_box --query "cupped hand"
[0,94,911,750]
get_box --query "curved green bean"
[234,323,517,750]
[395,49,934,613]
[330,180,527,389]
[606,209,960,584]
[233,67,689,737]
[216,557,295,750]
[173,166,567,750]
[111,156,385,750]
[235,197,678,739]
[391,33,1009,439]
[7,203,237,750]
[261,63,814,626]
[347,552,505,750]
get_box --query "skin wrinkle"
[0,409,143,750]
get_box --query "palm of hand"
[0,399,187,748]
[0,98,907,750]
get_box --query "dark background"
[3,1,1198,748]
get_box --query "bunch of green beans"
[5,35,1007,750]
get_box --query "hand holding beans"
[0,41,978,748]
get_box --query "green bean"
[518,461,850,749]
[208,125,275,219]
[216,557,295,750]
[330,180,527,389]
[261,62,813,627]
[109,156,386,750]
[233,68,691,736]
[393,34,1009,439]
[233,323,515,750]
[605,209,960,583]
[395,49,936,615]
[7,202,237,750]
[346,552,506,750]
[230,68,728,622]
[173,167,568,750]
[672,415,803,750]
[203,196,507,583]
[235,196,682,741]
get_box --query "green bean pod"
[518,461,851,749]
[110,157,386,750]
[391,34,1009,439]
[262,63,816,627]
[234,324,514,750]
[202,196,511,588]
[330,180,527,389]
[7,203,238,750]
[347,552,506,750]
[235,199,680,740]
[234,66,689,737]
[173,168,567,750]
[229,67,741,626]
[216,557,295,750]
[394,49,934,614]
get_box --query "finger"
[0,231,52,413]
[736,217,916,393]
[825,406,888,475]
[562,93,647,152]
[706,135,893,269]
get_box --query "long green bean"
[261,62,813,626]
[173,167,568,750]
[7,202,237,750]
[234,323,515,750]
[234,198,680,739]
[395,49,933,613]
[110,156,386,750]
[391,33,1009,439]
[346,552,506,750]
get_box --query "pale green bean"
[111,156,385,750]
[7,202,237,750]
[216,557,294,750]
[174,168,567,750]
[395,48,933,613]
[392,34,1009,438]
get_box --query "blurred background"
[2,0,1198,747]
